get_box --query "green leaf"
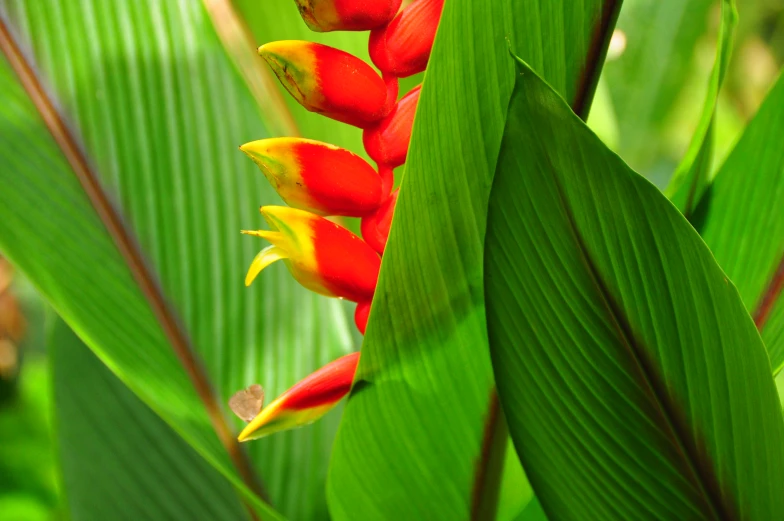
[693,72,784,372]
[604,0,715,182]
[664,0,737,215]
[327,0,621,519]
[0,1,353,518]
[51,318,247,521]
[485,57,784,520]
[0,357,59,520]
[514,498,548,521]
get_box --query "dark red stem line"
[572,0,623,120]
[753,257,784,331]
[0,16,267,514]
[470,391,507,521]
[470,3,625,516]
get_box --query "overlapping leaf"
[693,72,784,372]
[665,0,737,215]
[327,0,620,518]
[485,58,784,520]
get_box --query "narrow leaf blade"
[693,72,784,371]
[665,0,737,214]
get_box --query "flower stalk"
[234,0,444,440]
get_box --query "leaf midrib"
[539,131,734,520]
[471,3,625,517]
[753,257,784,334]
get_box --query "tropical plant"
[1,0,783,520]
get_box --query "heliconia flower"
[363,86,421,169]
[238,352,360,441]
[293,0,402,33]
[361,189,398,254]
[368,0,444,78]
[354,300,372,334]
[240,138,383,217]
[259,41,389,128]
[242,206,380,303]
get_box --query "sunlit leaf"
[0,1,355,518]
[51,319,247,521]
[327,0,621,518]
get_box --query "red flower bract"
[293,0,402,32]
[361,188,398,254]
[363,85,421,168]
[241,138,384,217]
[238,352,360,441]
[260,40,390,128]
[368,0,444,78]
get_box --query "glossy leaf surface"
[327,0,621,519]
[485,58,784,521]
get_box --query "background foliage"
[0,0,783,520]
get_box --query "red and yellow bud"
[368,0,444,78]
[363,86,421,168]
[361,189,398,254]
[238,352,359,441]
[293,0,402,32]
[243,206,380,303]
[240,138,383,217]
[259,41,389,128]
[354,300,372,334]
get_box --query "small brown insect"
[228,384,265,422]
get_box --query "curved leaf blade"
[664,0,737,215]
[327,0,620,519]
[51,319,248,521]
[693,72,784,372]
[485,58,784,520]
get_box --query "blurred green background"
[1,0,783,519]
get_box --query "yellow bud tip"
[245,245,287,286]
[237,398,285,442]
[238,141,272,166]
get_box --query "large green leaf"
[665,0,737,216]
[0,1,353,518]
[327,1,620,519]
[485,58,784,520]
[51,318,246,521]
[603,0,715,183]
[693,72,784,372]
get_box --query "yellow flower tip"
[245,245,287,286]
[259,205,306,231]
[257,41,302,67]
[237,398,286,442]
[238,140,276,172]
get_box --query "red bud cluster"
[233,0,443,439]
[369,0,444,78]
